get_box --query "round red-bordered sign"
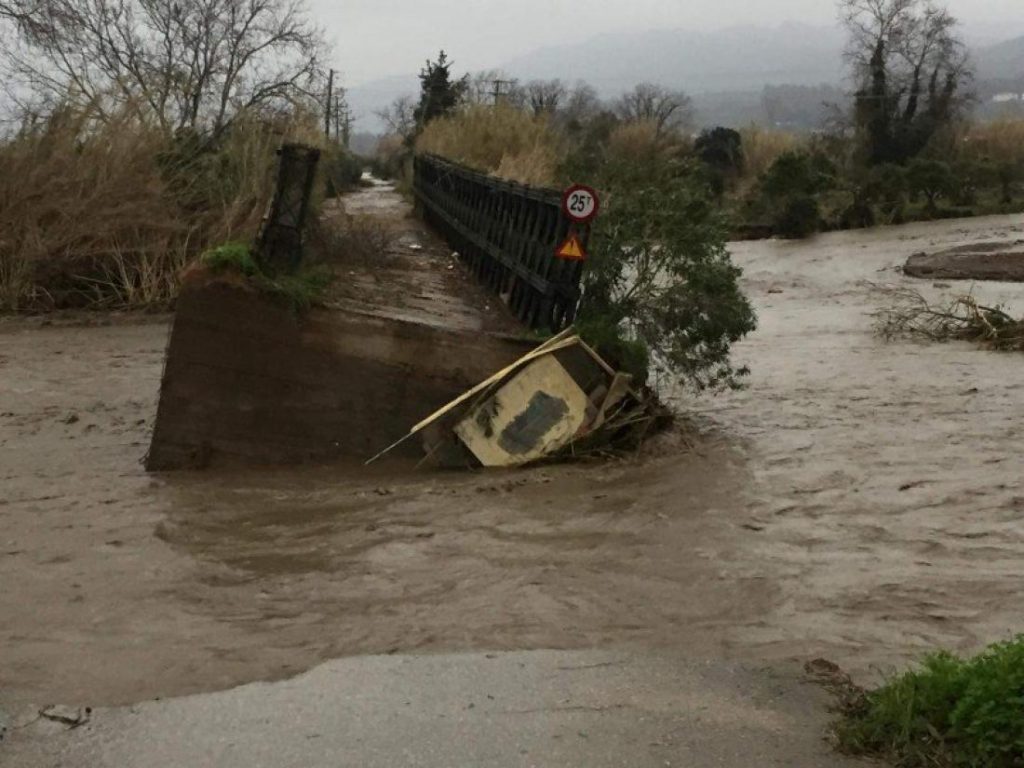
[561,184,600,224]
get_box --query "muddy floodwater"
[1,213,1022,713]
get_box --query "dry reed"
[415,104,562,186]
[959,119,1024,167]
[0,105,328,312]
[739,125,802,180]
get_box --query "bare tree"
[0,0,327,133]
[840,0,971,163]
[562,81,601,125]
[525,79,565,116]
[615,83,693,135]
[464,69,525,108]
[375,94,416,139]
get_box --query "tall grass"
[0,105,332,312]
[739,125,802,181]
[416,103,562,186]
[0,108,188,310]
[603,120,688,173]
[960,118,1024,167]
[838,636,1024,767]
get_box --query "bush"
[838,636,1024,767]
[323,147,364,197]
[200,242,332,313]
[774,195,821,238]
[756,150,835,238]
[839,197,876,229]
[694,127,744,195]
[867,163,908,223]
[907,158,956,215]
[200,242,260,273]
[761,150,836,199]
[370,134,407,180]
[578,156,757,392]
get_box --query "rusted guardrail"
[255,143,321,272]
[413,154,586,331]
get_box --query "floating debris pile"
[369,328,661,468]
[872,284,1024,351]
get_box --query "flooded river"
[1,213,1022,713]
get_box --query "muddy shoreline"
[903,239,1024,281]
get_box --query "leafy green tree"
[694,127,744,197]
[414,51,468,130]
[776,196,822,238]
[762,150,836,199]
[578,155,757,392]
[758,150,835,237]
[997,161,1021,204]
[694,127,745,176]
[907,157,955,213]
[866,162,908,222]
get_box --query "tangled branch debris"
[870,284,1024,351]
[368,328,663,469]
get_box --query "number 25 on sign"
[556,184,600,261]
[561,184,599,224]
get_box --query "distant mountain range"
[499,23,846,94]
[346,24,1024,135]
[976,35,1024,80]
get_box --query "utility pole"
[331,91,353,148]
[341,106,352,148]
[333,93,340,142]
[324,68,334,137]
[490,78,516,106]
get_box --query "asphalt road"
[2,649,866,768]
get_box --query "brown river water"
[1,212,1022,713]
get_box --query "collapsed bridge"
[146,148,594,469]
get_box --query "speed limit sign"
[561,184,600,224]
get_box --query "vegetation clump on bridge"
[199,243,333,315]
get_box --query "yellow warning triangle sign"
[555,233,586,261]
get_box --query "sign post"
[556,184,600,261]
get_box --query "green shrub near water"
[200,242,260,275]
[200,243,332,314]
[838,636,1024,767]
[577,152,757,392]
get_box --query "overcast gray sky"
[317,0,1024,86]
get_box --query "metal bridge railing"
[413,153,587,332]
[255,143,321,272]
